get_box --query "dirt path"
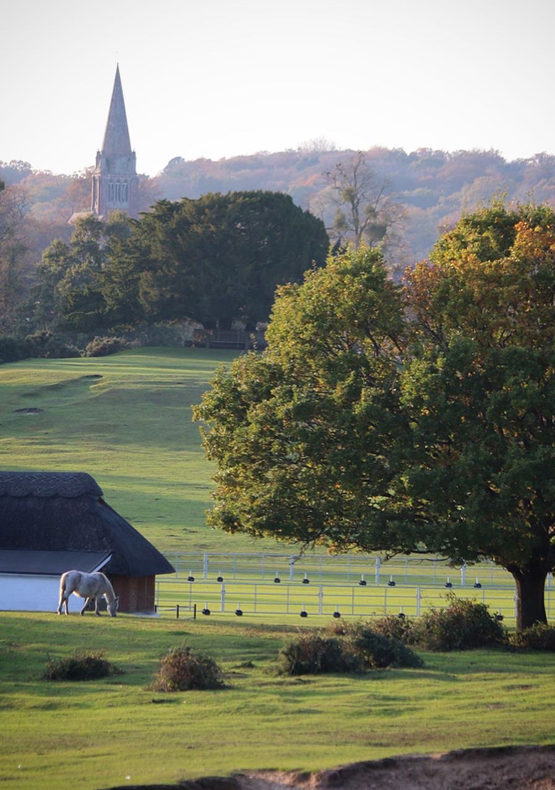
[107,744,555,790]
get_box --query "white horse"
[57,571,119,617]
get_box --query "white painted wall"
[0,574,60,612]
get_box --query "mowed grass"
[1,612,555,790]
[0,347,285,554]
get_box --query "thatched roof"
[0,472,174,577]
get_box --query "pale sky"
[2,0,554,176]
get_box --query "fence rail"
[162,550,554,590]
[155,578,554,624]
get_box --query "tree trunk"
[509,565,548,630]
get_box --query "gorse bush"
[151,647,226,691]
[85,336,133,357]
[510,623,555,651]
[0,335,29,363]
[25,330,82,359]
[369,614,419,645]
[414,595,506,651]
[43,649,121,680]
[341,623,424,669]
[278,623,423,675]
[277,634,363,675]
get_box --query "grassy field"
[1,612,555,790]
[2,350,555,788]
[0,347,286,554]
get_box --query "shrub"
[151,647,226,691]
[0,335,29,363]
[43,649,121,680]
[340,623,424,669]
[370,615,419,645]
[278,625,423,675]
[277,634,363,675]
[413,595,506,651]
[510,623,555,651]
[85,336,133,357]
[25,330,82,359]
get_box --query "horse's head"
[108,597,119,617]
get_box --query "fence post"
[221,582,226,613]
[416,587,421,617]
[176,604,180,619]
[318,585,324,615]
[461,563,466,586]
[375,556,381,585]
[203,553,209,580]
[289,557,295,582]
[384,585,387,615]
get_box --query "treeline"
[4,146,555,262]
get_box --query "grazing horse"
[57,571,119,617]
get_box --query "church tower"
[91,66,139,218]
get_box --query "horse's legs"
[94,596,102,616]
[58,591,69,615]
[80,597,91,616]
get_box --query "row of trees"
[195,202,555,631]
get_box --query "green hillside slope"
[0,347,284,554]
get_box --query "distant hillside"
[156,147,555,261]
[3,147,555,263]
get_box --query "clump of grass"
[43,649,121,681]
[151,646,226,691]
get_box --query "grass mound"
[151,646,226,691]
[43,649,121,680]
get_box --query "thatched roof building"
[0,471,174,612]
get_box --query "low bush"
[277,634,363,675]
[0,335,29,363]
[25,330,82,359]
[369,614,419,645]
[43,649,121,680]
[510,623,555,651]
[278,624,423,675]
[85,336,133,357]
[151,647,226,691]
[343,623,424,669]
[413,595,506,651]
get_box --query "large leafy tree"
[195,204,555,630]
[116,191,329,330]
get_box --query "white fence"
[155,578,555,624]
[163,550,554,590]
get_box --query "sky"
[2,0,555,177]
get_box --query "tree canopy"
[34,191,329,332]
[194,203,555,630]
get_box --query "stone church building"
[91,65,139,219]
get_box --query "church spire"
[91,65,138,218]
[101,64,133,155]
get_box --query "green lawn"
[1,612,554,790]
[0,347,284,554]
